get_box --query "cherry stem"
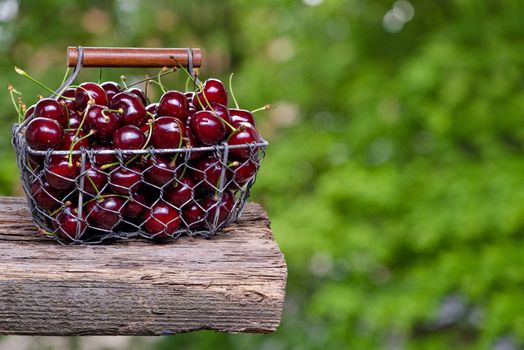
[86,173,101,197]
[126,69,175,89]
[185,76,191,92]
[8,84,23,123]
[120,75,128,90]
[98,69,103,84]
[14,67,74,100]
[100,162,119,170]
[146,111,156,119]
[68,130,95,166]
[124,119,153,166]
[60,68,71,86]
[157,67,167,94]
[84,194,129,206]
[251,104,271,114]
[50,200,72,217]
[102,108,124,116]
[229,73,239,109]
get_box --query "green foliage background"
[1,0,524,349]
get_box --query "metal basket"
[11,47,268,244]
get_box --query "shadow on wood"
[0,196,287,336]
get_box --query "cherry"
[146,102,158,116]
[86,196,124,230]
[75,82,108,111]
[54,206,86,240]
[30,180,62,210]
[85,105,120,141]
[144,156,177,187]
[123,191,147,218]
[202,190,235,226]
[143,201,180,238]
[24,104,35,120]
[184,91,194,103]
[152,116,184,149]
[229,159,257,186]
[110,92,146,126]
[25,117,63,150]
[157,90,188,122]
[82,163,107,196]
[182,202,205,228]
[58,88,76,112]
[34,98,67,126]
[228,122,261,159]
[190,110,226,146]
[45,156,80,190]
[113,125,147,150]
[67,110,82,129]
[206,102,231,125]
[165,176,194,208]
[101,81,121,101]
[128,87,148,106]
[229,108,255,127]
[109,165,142,194]
[91,143,117,167]
[193,78,228,110]
[27,154,44,172]
[58,130,90,151]
[191,156,224,192]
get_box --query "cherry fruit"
[86,196,124,230]
[190,110,226,146]
[75,82,108,111]
[157,90,188,121]
[143,202,180,238]
[34,98,67,126]
[110,92,146,126]
[25,117,63,150]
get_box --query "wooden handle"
[67,47,202,68]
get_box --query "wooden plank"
[0,196,286,336]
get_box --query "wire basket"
[11,47,268,244]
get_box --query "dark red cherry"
[91,143,117,167]
[109,165,142,194]
[27,154,44,172]
[82,163,107,196]
[128,88,148,106]
[101,81,121,101]
[165,176,194,208]
[67,110,82,129]
[86,196,124,230]
[152,116,184,149]
[45,156,80,190]
[110,92,146,126]
[193,79,228,110]
[113,125,147,150]
[190,110,226,146]
[54,206,86,240]
[184,91,194,103]
[143,202,180,238]
[202,190,235,226]
[144,156,177,187]
[228,123,261,159]
[157,90,188,122]
[34,98,67,126]
[229,159,257,186]
[146,103,158,116]
[58,88,76,112]
[206,102,231,125]
[85,105,120,141]
[24,104,36,120]
[123,191,147,218]
[191,157,224,192]
[31,180,62,210]
[75,82,108,111]
[229,108,255,127]
[58,130,90,152]
[25,117,64,150]
[182,202,205,228]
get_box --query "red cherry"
[54,206,86,241]
[67,110,82,129]
[143,202,180,238]
[152,116,184,149]
[202,190,235,226]
[101,81,121,101]
[165,176,194,208]
[86,196,124,230]
[157,90,188,122]
[34,98,67,126]
[144,156,177,187]
[229,108,255,127]
[27,154,44,172]
[58,130,90,152]
[193,79,228,110]
[85,105,120,141]
[191,156,224,192]
[82,163,107,196]
[91,143,117,167]
[58,88,76,112]
[190,110,226,146]
[182,202,205,229]
[109,165,142,194]
[206,102,231,125]
[229,159,257,186]
[146,103,158,116]
[75,82,108,111]
[24,104,36,120]
[45,156,80,190]
[228,123,261,159]
[25,117,64,150]
[31,180,62,210]
[123,191,147,218]
[128,87,148,106]
[113,125,147,150]
[110,92,147,126]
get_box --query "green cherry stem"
[8,84,23,123]
[120,75,128,90]
[86,174,101,197]
[100,162,119,171]
[98,68,103,84]
[14,67,74,100]
[157,67,168,94]
[126,69,176,89]
[251,104,271,114]
[60,67,71,86]
[229,73,239,109]
[68,130,95,166]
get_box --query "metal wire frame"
[11,46,267,244]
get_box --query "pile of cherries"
[23,77,263,242]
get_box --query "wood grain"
[67,47,203,68]
[0,196,286,335]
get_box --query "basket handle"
[67,47,202,68]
